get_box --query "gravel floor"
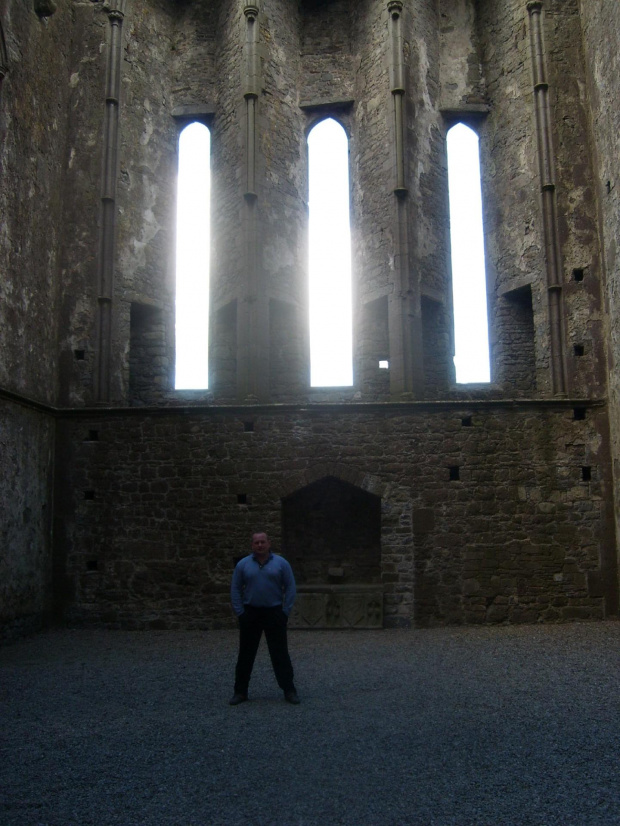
[1,622,619,826]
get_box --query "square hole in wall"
[448,466,460,481]
[74,349,86,361]
[237,494,248,505]
[244,421,254,432]
[86,560,99,571]
[461,417,472,427]
[574,344,585,357]
[84,490,96,500]
[582,466,592,482]
[379,360,389,369]
[84,430,99,442]
[573,268,585,282]
[573,407,587,421]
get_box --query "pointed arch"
[307,117,353,387]
[446,122,490,384]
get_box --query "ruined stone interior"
[2,0,620,637]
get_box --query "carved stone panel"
[289,586,384,629]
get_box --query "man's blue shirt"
[231,552,297,617]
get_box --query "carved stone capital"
[387,1,403,18]
[526,1,543,12]
[244,5,259,21]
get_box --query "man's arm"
[231,561,246,616]
[281,559,297,616]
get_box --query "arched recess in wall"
[175,121,211,390]
[281,474,385,629]
[446,122,490,384]
[307,117,353,388]
[282,476,381,586]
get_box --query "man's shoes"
[229,693,248,706]
[284,690,301,705]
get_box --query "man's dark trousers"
[234,605,295,695]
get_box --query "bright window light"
[308,118,353,387]
[447,123,490,384]
[175,122,210,390]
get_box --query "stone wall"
[57,2,110,406]
[474,0,605,399]
[54,402,616,629]
[1,0,620,636]
[0,400,54,641]
[6,0,601,410]
[0,0,74,637]
[545,0,606,399]
[0,0,73,401]
[578,0,620,610]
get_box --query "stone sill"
[297,584,383,594]
[0,384,607,419]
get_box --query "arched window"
[446,123,490,384]
[175,122,211,390]
[307,118,353,387]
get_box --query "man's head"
[251,532,271,561]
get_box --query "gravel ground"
[1,622,619,826]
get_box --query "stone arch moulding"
[277,463,389,500]
[278,467,413,629]
[303,110,352,141]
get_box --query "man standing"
[229,531,300,705]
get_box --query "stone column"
[236,3,269,402]
[527,0,567,397]
[95,1,126,403]
[387,1,423,398]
